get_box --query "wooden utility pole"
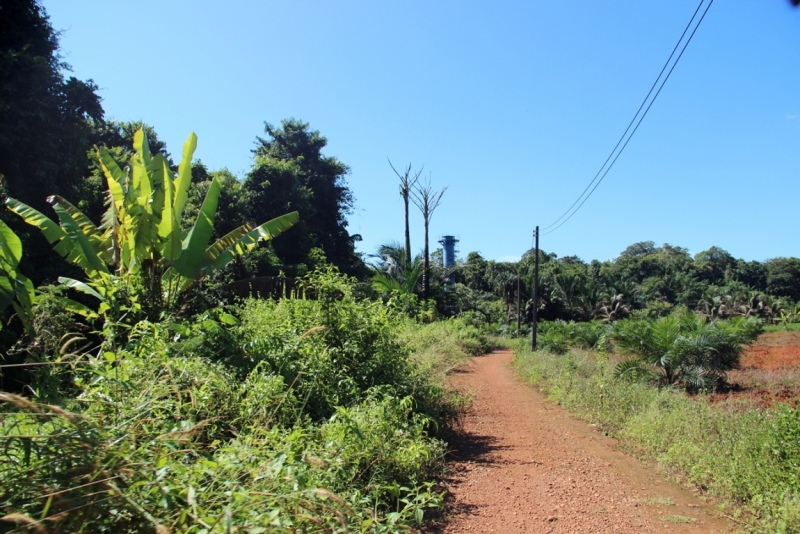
[516,273,521,334]
[531,226,539,351]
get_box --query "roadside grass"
[764,323,800,333]
[0,271,491,532]
[510,339,800,533]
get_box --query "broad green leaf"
[97,147,126,211]
[206,211,299,272]
[174,176,220,278]
[131,129,151,190]
[11,301,34,337]
[48,196,104,255]
[157,157,181,263]
[372,273,401,293]
[57,297,99,319]
[0,219,22,269]
[99,190,121,265]
[173,132,198,221]
[0,276,14,313]
[13,274,34,313]
[58,276,104,300]
[51,203,109,275]
[6,197,67,245]
[203,223,255,262]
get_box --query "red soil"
[437,350,733,533]
[741,331,800,370]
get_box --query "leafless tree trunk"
[411,177,447,299]
[388,159,422,266]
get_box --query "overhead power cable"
[541,0,714,236]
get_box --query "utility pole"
[531,226,539,351]
[516,273,521,335]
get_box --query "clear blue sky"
[47,1,799,264]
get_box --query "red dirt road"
[441,350,735,533]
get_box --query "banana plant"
[6,129,299,320]
[0,219,34,333]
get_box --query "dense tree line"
[454,241,800,325]
[0,0,364,287]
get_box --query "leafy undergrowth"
[0,271,489,533]
[511,339,800,533]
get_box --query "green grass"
[661,515,695,524]
[510,339,800,533]
[764,323,800,333]
[0,271,492,533]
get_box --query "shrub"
[611,311,762,391]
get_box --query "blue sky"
[47,1,799,263]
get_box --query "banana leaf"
[51,203,109,275]
[205,211,299,272]
[173,133,198,222]
[173,176,220,278]
[58,276,104,301]
[157,157,182,263]
[0,219,22,269]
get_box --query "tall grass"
[511,340,800,533]
[0,270,490,533]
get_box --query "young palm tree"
[612,312,760,391]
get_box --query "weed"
[661,515,695,523]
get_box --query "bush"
[536,320,610,355]
[611,311,762,390]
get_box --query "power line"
[542,0,714,236]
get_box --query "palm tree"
[612,313,757,391]
[411,177,446,299]
[369,242,423,295]
[388,160,422,266]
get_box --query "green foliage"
[511,340,800,532]
[0,276,470,531]
[236,268,446,424]
[243,119,363,277]
[0,219,34,333]
[611,312,762,391]
[6,129,299,323]
[536,320,610,355]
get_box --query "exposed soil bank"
[439,349,735,533]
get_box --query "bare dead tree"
[411,176,447,299]
[388,159,423,266]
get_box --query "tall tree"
[245,119,363,275]
[0,0,103,212]
[411,177,446,299]
[0,0,104,284]
[388,160,422,266]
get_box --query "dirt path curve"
[440,349,735,533]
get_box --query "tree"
[0,0,104,285]
[411,177,446,299]
[765,258,800,302]
[244,119,363,275]
[388,160,422,266]
[0,0,103,212]
[369,242,423,295]
[694,246,736,285]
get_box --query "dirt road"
[441,349,735,533]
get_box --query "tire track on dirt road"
[440,349,735,533]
